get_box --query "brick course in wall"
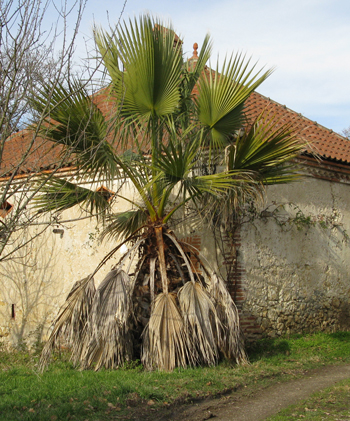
[180,235,201,273]
[180,233,262,340]
[221,226,262,341]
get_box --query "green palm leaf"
[161,170,258,224]
[100,209,148,241]
[184,34,213,94]
[94,28,123,84]
[197,54,273,148]
[34,177,112,217]
[230,112,305,183]
[176,35,212,128]
[97,16,183,123]
[156,132,199,184]
[32,78,118,182]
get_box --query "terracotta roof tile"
[245,92,350,163]
[0,131,67,178]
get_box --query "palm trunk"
[154,225,168,294]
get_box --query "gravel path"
[153,364,350,421]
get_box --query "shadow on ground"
[329,331,350,341]
[247,338,291,362]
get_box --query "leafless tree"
[0,0,130,264]
[0,0,89,262]
[342,127,350,140]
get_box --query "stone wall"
[235,175,350,340]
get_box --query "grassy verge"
[267,378,350,420]
[0,331,349,420]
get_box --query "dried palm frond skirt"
[40,230,247,371]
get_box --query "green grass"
[1,331,350,420]
[267,378,350,420]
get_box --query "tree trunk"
[154,225,168,294]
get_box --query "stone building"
[1,74,350,345]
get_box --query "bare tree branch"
[0,0,89,262]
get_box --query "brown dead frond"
[208,273,248,365]
[78,269,134,370]
[142,293,194,371]
[178,281,221,366]
[39,276,96,371]
[165,233,197,282]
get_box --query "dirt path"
[151,364,350,421]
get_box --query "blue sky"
[68,0,350,133]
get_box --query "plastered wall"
[0,179,129,345]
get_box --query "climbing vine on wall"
[238,201,349,242]
[211,199,349,293]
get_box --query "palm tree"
[34,15,304,371]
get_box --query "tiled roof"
[2,88,349,179]
[245,92,350,163]
[0,131,67,178]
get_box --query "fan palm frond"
[197,54,273,149]
[32,78,118,182]
[192,170,257,196]
[184,34,213,95]
[155,127,200,184]
[170,239,247,365]
[34,177,112,217]
[142,293,194,371]
[159,167,260,224]
[100,209,148,241]
[178,281,221,366]
[208,273,248,364]
[176,35,212,127]
[39,276,95,371]
[99,16,183,124]
[94,27,123,85]
[79,269,134,370]
[230,112,305,184]
[63,277,96,343]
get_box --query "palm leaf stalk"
[35,15,305,371]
